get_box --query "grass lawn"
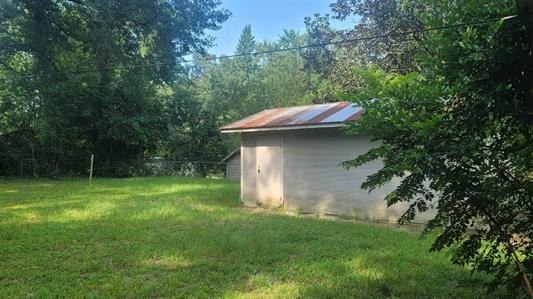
[0,177,495,298]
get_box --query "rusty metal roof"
[220,102,364,133]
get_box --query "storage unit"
[221,102,434,222]
[221,149,241,181]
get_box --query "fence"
[15,158,240,180]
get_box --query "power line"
[192,14,519,60]
[3,14,520,80]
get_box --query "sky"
[208,0,358,56]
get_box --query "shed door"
[256,135,283,206]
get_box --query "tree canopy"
[332,0,532,295]
[0,0,231,175]
[0,3,323,176]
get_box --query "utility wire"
[192,14,519,60]
[3,14,520,80]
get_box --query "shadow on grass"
[0,177,239,224]
[0,178,501,298]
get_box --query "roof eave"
[220,122,346,133]
[220,148,240,162]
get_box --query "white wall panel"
[282,128,434,222]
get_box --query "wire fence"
[15,158,240,180]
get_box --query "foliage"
[0,177,497,298]
[301,0,425,102]
[192,26,319,141]
[302,14,335,75]
[339,0,532,295]
[0,0,230,176]
[1,9,327,176]
[330,0,425,73]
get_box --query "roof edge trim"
[220,123,345,133]
[220,148,240,162]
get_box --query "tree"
[340,0,532,295]
[302,14,335,75]
[259,30,311,107]
[191,27,321,157]
[194,26,316,119]
[235,25,256,55]
[330,0,424,73]
[0,0,229,176]
[300,0,427,104]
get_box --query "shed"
[221,149,241,181]
[220,101,433,222]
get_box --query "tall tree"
[235,24,256,55]
[340,0,532,295]
[260,30,311,107]
[330,0,424,73]
[230,25,263,115]
[0,0,229,176]
[191,28,319,156]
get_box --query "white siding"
[225,154,240,181]
[241,128,435,222]
[241,134,257,207]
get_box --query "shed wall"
[242,128,434,222]
[225,154,241,181]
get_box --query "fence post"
[89,154,94,185]
[20,160,23,177]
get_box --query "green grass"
[0,177,494,298]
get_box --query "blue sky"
[208,0,358,56]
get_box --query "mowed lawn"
[0,177,493,298]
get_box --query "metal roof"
[220,102,364,133]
